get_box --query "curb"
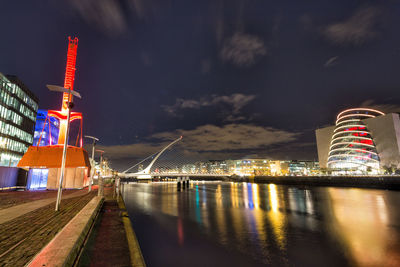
[26,196,104,267]
[118,195,146,267]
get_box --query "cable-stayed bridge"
[118,137,231,180]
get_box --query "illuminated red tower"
[61,37,78,112]
[48,36,83,146]
[17,36,90,191]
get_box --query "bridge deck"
[121,173,230,178]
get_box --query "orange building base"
[18,146,90,189]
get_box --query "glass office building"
[0,73,39,166]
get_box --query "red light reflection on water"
[177,218,184,246]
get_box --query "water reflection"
[268,184,286,249]
[123,182,400,266]
[327,188,400,266]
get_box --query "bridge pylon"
[120,136,183,179]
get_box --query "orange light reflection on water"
[328,188,400,266]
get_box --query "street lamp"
[84,135,99,192]
[47,84,81,211]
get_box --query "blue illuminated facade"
[33,110,60,146]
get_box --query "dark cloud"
[324,56,339,67]
[154,124,299,151]
[68,0,160,36]
[322,6,382,46]
[221,33,267,67]
[69,0,128,36]
[100,123,300,160]
[162,93,255,121]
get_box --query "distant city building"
[151,158,319,177]
[33,110,60,146]
[288,160,319,176]
[316,108,400,174]
[267,160,318,176]
[182,163,196,174]
[226,159,269,176]
[0,73,38,167]
[207,160,228,174]
[270,160,292,176]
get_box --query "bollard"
[113,178,116,199]
[115,175,120,199]
[177,177,181,191]
[98,173,104,197]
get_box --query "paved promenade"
[0,189,80,210]
[0,189,89,224]
[0,189,96,266]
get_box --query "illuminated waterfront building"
[0,73,39,166]
[316,108,400,174]
[268,160,288,176]
[268,160,319,176]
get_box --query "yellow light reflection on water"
[229,182,245,245]
[252,183,260,209]
[215,183,228,244]
[160,183,178,217]
[231,182,239,208]
[268,184,286,249]
[269,184,279,212]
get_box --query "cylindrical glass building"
[327,108,384,174]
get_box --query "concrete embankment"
[117,195,146,267]
[229,176,400,190]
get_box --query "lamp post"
[47,85,82,211]
[96,149,105,172]
[84,135,99,192]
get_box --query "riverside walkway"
[0,186,145,267]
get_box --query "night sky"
[1,1,400,170]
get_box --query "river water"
[122,181,400,267]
